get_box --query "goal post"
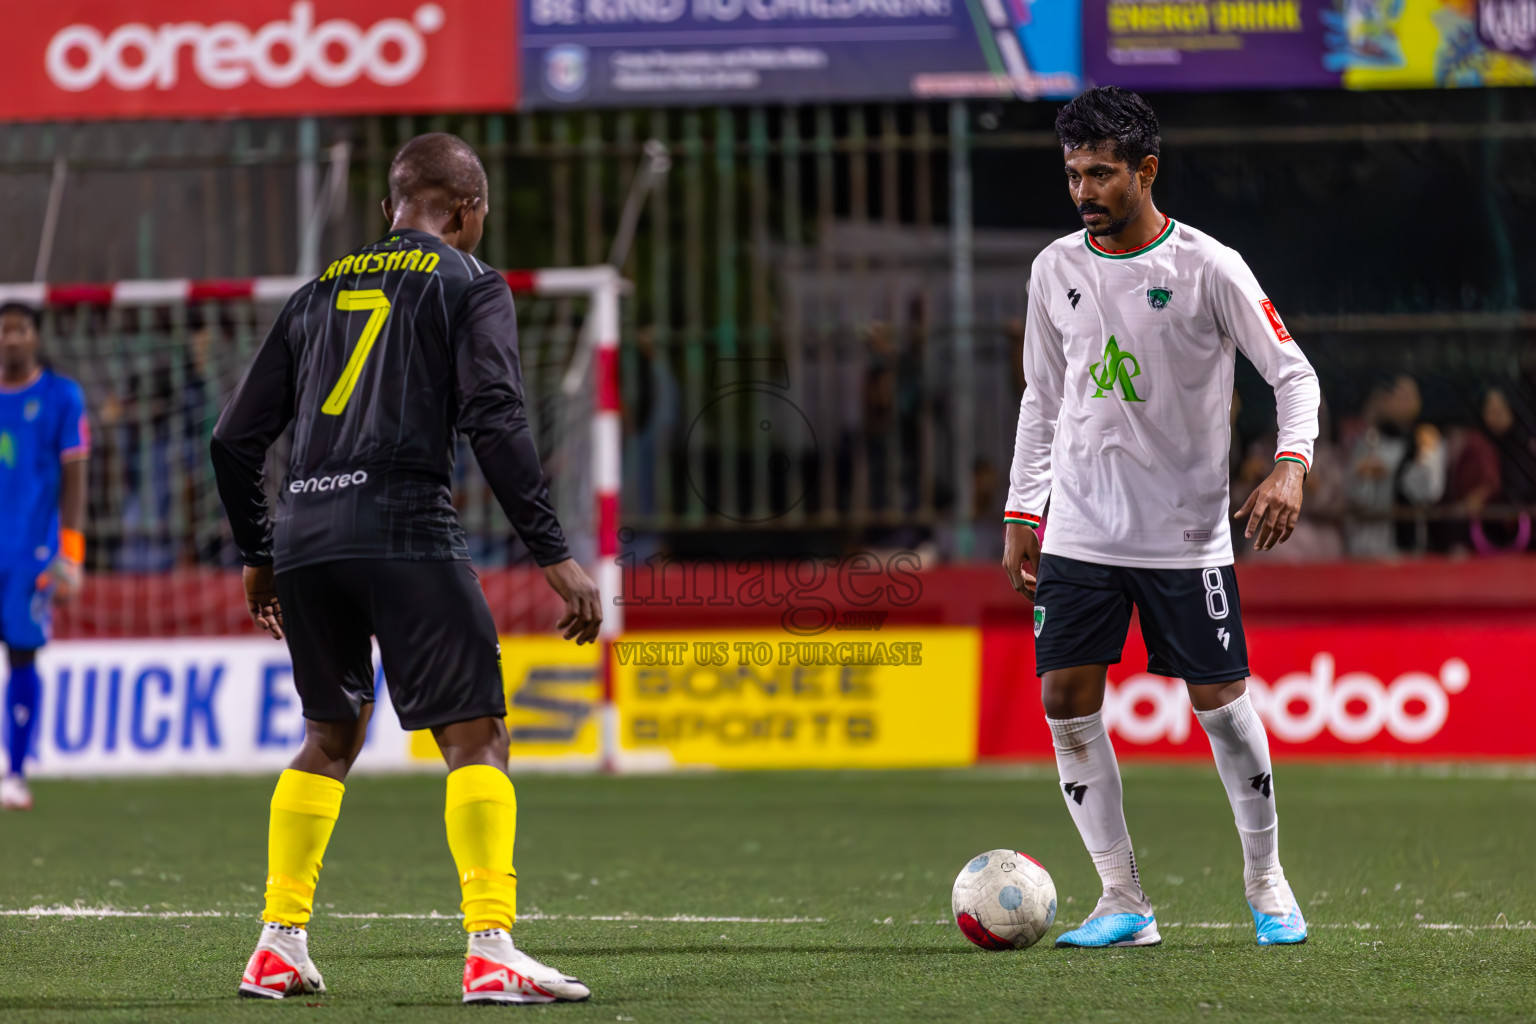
[501,264,626,645]
[0,266,625,765]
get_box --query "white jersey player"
[1003,87,1316,948]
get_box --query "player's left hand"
[542,558,603,645]
[243,564,285,640]
[1234,460,1305,551]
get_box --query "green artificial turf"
[1,765,1532,1023]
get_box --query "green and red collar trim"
[1084,216,1175,260]
[1275,450,1310,475]
[1004,510,1042,528]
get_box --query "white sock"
[1047,712,1142,897]
[1195,691,1283,895]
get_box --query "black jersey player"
[212,133,601,1004]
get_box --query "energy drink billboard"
[520,0,1083,107]
[1084,0,1536,90]
[1083,0,1338,89]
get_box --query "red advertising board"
[0,1,516,122]
[980,616,1536,759]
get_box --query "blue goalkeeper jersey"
[0,369,89,563]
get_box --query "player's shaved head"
[388,133,488,210]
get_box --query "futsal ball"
[951,849,1057,950]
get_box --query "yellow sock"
[444,765,518,933]
[261,769,345,927]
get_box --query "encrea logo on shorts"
[289,469,368,494]
[45,2,445,93]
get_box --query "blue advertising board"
[520,0,1082,107]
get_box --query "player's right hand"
[542,559,603,645]
[1002,522,1041,601]
[243,564,285,640]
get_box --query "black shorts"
[275,559,505,731]
[1032,553,1249,685]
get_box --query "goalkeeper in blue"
[1003,88,1316,948]
[0,302,90,811]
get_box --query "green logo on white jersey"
[1089,336,1145,402]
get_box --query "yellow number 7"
[321,289,392,415]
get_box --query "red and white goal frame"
[0,267,626,752]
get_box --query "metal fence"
[4,93,1536,567]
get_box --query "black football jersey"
[211,228,570,571]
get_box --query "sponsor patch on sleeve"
[1259,299,1292,343]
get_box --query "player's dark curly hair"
[0,301,41,330]
[1054,86,1161,169]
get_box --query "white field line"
[0,905,822,924]
[1,905,1532,931]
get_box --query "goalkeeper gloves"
[36,527,85,603]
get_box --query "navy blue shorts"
[1032,553,1249,684]
[0,557,51,650]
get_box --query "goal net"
[0,268,622,642]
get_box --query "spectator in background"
[1344,374,1420,557]
[1446,412,1501,515]
[1397,421,1448,551]
[1484,387,1536,506]
[623,327,680,521]
[1467,387,1536,553]
[1233,398,1345,562]
[970,456,1002,562]
[116,360,179,572]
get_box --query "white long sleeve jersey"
[1006,218,1320,569]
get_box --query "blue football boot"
[1249,878,1308,946]
[1055,886,1161,948]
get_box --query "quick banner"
[20,635,603,777]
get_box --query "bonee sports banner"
[0,1,517,122]
[611,628,981,768]
[979,619,1536,758]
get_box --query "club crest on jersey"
[24,398,41,421]
[1033,606,1046,637]
[1089,336,1145,402]
[1146,287,1172,310]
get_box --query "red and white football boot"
[238,922,327,999]
[462,928,591,1005]
[0,774,32,810]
